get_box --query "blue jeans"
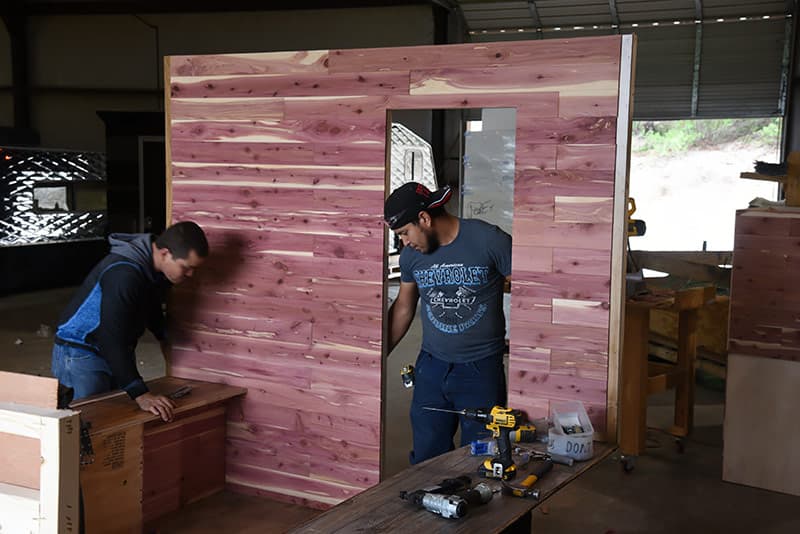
[409,350,507,465]
[51,343,115,401]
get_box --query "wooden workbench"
[290,442,614,533]
[620,286,714,457]
[74,376,246,533]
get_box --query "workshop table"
[290,442,614,533]
[620,286,714,459]
[72,376,246,533]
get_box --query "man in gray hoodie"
[52,221,208,421]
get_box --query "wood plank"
[0,433,40,489]
[511,245,553,273]
[81,425,144,533]
[284,95,390,120]
[171,164,384,190]
[512,218,612,250]
[553,248,611,277]
[556,144,616,171]
[511,196,555,221]
[559,95,620,117]
[723,353,800,496]
[410,64,619,98]
[170,71,410,99]
[171,97,285,121]
[0,483,40,534]
[554,196,614,224]
[516,117,616,145]
[511,272,610,302]
[606,33,634,445]
[171,50,330,76]
[550,350,609,381]
[516,169,615,198]
[388,92,558,117]
[515,144,557,171]
[508,357,608,405]
[619,304,648,456]
[509,320,609,354]
[171,118,386,145]
[552,298,610,329]
[0,371,58,408]
[73,377,246,432]
[328,37,621,73]
[171,140,384,167]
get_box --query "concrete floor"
[2,286,798,533]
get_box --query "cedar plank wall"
[166,37,630,508]
[729,209,800,361]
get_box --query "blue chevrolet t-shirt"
[400,218,512,363]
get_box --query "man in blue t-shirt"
[385,182,512,464]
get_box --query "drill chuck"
[420,493,468,519]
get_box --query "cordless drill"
[423,405,526,481]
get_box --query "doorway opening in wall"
[629,118,781,254]
[382,107,516,479]
[626,117,782,398]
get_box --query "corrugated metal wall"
[462,0,792,119]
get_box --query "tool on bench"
[501,460,553,500]
[400,364,415,388]
[400,476,492,519]
[424,405,526,481]
[472,422,540,455]
[168,385,193,399]
[515,447,574,467]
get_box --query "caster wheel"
[620,455,636,473]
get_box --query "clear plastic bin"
[547,400,594,461]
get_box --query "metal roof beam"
[691,0,704,117]
[527,1,543,39]
[608,0,620,32]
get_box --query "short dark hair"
[384,182,452,230]
[155,221,209,259]
[412,206,446,223]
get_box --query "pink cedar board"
[166,37,632,508]
[729,209,800,362]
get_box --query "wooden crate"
[0,393,80,533]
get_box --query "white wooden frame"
[0,403,80,534]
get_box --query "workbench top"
[70,376,246,432]
[291,441,615,533]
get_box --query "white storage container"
[547,400,594,461]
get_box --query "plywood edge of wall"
[379,110,392,481]
[164,55,174,230]
[723,352,800,496]
[605,33,637,444]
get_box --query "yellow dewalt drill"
[423,405,527,481]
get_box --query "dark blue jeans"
[409,350,507,465]
[51,343,115,401]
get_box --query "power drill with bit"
[424,405,526,481]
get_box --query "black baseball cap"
[384,182,453,230]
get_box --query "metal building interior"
[1,1,799,533]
